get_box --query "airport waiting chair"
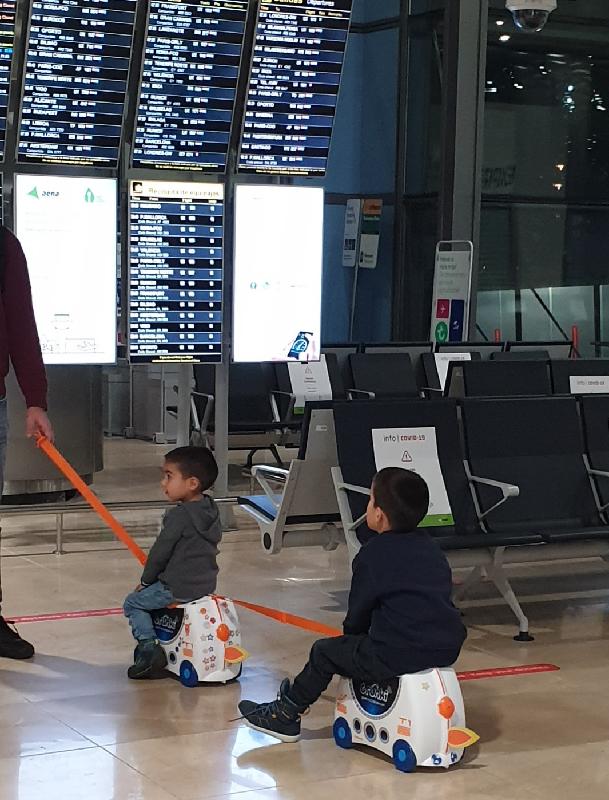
[362,342,433,388]
[551,359,609,395]
[238,401,343,554]
[505,340,574,359]
[190,363,298,468]
[348,353,420,400]
[461,396,609,545]
[444,359,552,398]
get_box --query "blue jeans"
[0,397,7,608]
[123,581,175,643]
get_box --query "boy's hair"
[164,446,218,492]
[372,467,430,531]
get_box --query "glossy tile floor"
[1,440,609,799]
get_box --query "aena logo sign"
[28,187,60,199]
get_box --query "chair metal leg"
[269,444,284,468]
[245,449,260,470]
[484,562,534,642]
[453,565,483,603]
[344,528,361,571]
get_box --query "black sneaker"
[127,641,167,680]
[0,616,34,660]
[238,679,305,743]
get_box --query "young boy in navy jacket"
[238,467,467,742]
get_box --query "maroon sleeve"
[3,229,48,409]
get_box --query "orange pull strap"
[36,435,148,566]
[230,598,341,638]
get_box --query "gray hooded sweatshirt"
[141,496,222,602]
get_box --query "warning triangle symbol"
[402,451,413,463]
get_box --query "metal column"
[175,364,192,447]
[438,0,488,336]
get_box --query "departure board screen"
[129,180,223,364]
[18,0,137,166]
[0,0,16,161]
[132,0,248,172]
[238,0,352,176]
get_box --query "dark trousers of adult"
[288,634,407,710]
[0,397,7,610]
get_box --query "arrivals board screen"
[238,0,352,176]
[0,0,16,161]
[132,0,248,172]
[18,0,137,166]
[129,180,223,364]
[233,185,323,363]
[15,174,117,365]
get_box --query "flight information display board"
[0,0,16,161]
[15,174,117,365]
[238,0,352,176]
[132,0,248,172]
[129,180,223,364]
[18,0,137,166]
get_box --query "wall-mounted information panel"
[132,0,248,172]
[238,0,352,176]
[0,0,15,161]
[129,180,223,364]
[233,185,324,363]
[15,174,117,365]
[18,0,137,166]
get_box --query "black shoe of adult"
[0,616,35,660]
[127,642,167,680]
[238,679,304,743]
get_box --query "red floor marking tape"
[9,608,560,680]
[457,664,560,681]
[11,608,123,624]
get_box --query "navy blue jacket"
[343,530,466,673]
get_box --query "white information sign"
[372,426,454,527]
[434,352,472,390]
[430,241,473,345]
[288,355,332,413]
[233,185,324,363]
[569,376,609,394]
[15,174,117,365]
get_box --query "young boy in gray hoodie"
[123,446,222,679]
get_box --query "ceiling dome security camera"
[506,0,557,32]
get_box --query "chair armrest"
[470,475,520,496]
[191,391,214,436]
[420,386,443,399]
[587,469,609,516]
[271,390,296,423]
[252,464,290,506]
[348,389,375,400]
[251,465,289,484]
[343,482,371,497]
[469,473,519,521]
[192,391,214,401]
[589,469,609,480]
